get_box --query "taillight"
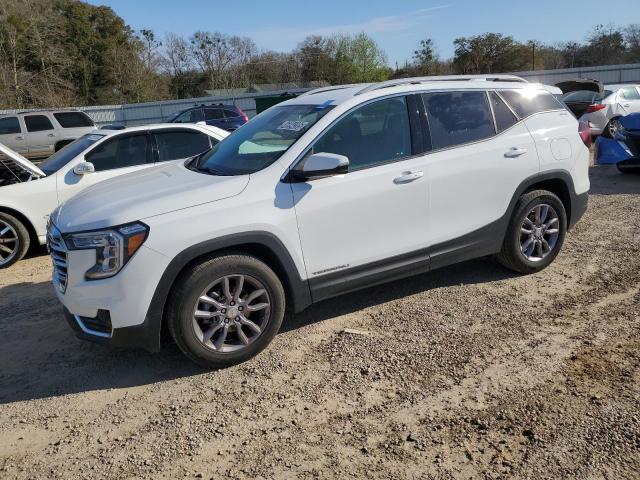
[585,103,606,113]
[237,109,249,122]
[578,120,591,147]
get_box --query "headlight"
[65,222,149,280]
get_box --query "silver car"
[579,84,640,137]
[0,109,97,160]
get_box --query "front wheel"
[166,254,286,368]
[496,190,567,274]
[0,212,30,268]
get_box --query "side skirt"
[309,217,506,303]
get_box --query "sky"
[88,0,640,66]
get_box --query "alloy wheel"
[192,274,271,353]
[0,221,19,267]
[519,204,560,262]
[608,118,622,138]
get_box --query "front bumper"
[62,307,162,351]
[53,244,170,352]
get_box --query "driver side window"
[313,96,412,171]
[86,134,151,172]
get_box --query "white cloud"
[246,5,450,50]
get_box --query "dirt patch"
[1,166,639,479]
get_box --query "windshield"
[39,133,105,175]
[191,104,334,175]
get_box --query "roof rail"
[298,84,366,97]
[355,75,528,96]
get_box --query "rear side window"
[24,115,54,132]
[0,117,21,134]
[205,108,224,120]
[499,90,563,118]
[53,112,94,128]
[223,109,239,118]
[422,91,495,150]
[489,91,518,133]
[154,130,213,162]
[619,87,640,100]
[86,133,150,171]
[172,109,203,123]
[313,96,412,171]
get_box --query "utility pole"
[532,43,536,71]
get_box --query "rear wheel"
[166,254,286,368]
[496,190,567,274]
[604,117,622,138]
[0,212,30,268]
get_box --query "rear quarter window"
[422,91,495,150]
[499,90,564,118]
[53,112,94,128]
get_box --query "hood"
[555,79,603,95]
[0,142,46,180]
[52,161,249,232]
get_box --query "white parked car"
[0,123,228,267]
[578,84,640,137]
[48,75,590,367]
[0,109,97,159]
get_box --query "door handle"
[48,133,56,137]
[504,147,528,158]
[394,171,423,184]
[16,135,23,140]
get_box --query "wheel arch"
[144,232,312,352]
[513,170,579,228]
[0,205,39,247]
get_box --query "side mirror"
[73,161,95,176]
[291,153,349,182]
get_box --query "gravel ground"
[1,165,639,480]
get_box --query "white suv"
[48,75,590,367]
[0,109,97,159]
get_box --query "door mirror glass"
[292,152,349,181]
[73,161,95,175]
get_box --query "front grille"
[47,224,68,294]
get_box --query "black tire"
[166,254,286,368]
[616,163,640,174]
[603,117,622,139]
[0,212,30,269]
[496,190,567,274]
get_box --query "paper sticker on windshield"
[277,120,308,132]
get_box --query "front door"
[290,96,430,297]
[57,132,153,204]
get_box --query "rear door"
[420,90,539,251]
[152,128,215,163]
[23,114,57,158]
[204,108,225,128]
[0,116,27,156]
